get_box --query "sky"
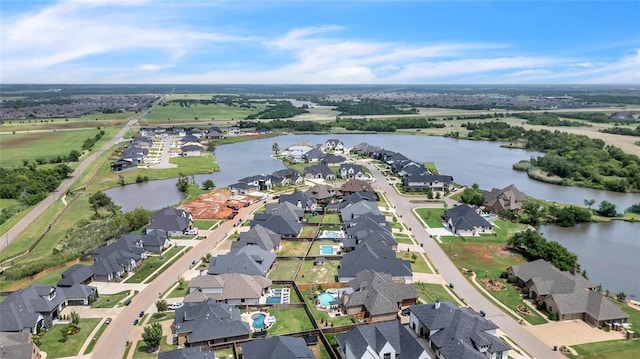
[1,0,639,84]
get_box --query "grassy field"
[414,283,459,304]
[322,214,341,223]
[0,112,135,132]
[299,225,319,238]
[569,340,640,359]
[394,233,414,244]
[145,101,267,121]
[296,260,340,284]
[167,280,189,298]
[192,219,220,230]
[125,246,183,283]
[278,240,312,257]
[0,128,116,167]
[91,291,131,308]
[396,251,431,273]
[37,318,101,358]
[415,208,445,228]
[267,307,316,336]
[268,259,301,281]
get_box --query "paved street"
[356,158,565,359]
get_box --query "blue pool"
[252,313,266,329]
[318,292,336,307]
[320,245,335,255]
[266,296,281,304]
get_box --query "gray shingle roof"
[338,244,412,279]
[242,336,315,359]
[57,264,93,287]
[279,192,317,210]
[173,299,250,344]
[345,270,417,316]
[250,214,301,237]
[208,246,275,276]
[444,204,492,231]
[337,320,426,359]
[185,273,271,303]
[303,164,335,179]
[265,202,304,222]
[157,347,214,359]
[231,224,281,252]
[340,200,382,221]
[409,301,510,359]
[147,207,191,232]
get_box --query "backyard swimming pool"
[318,292,337,307]
[320,230,345,239]
[252,313,266,329]
[320,245,337,255]
[266,296,281,304]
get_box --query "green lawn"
[569,339,640,359]
[296,260,339,284]
[0,128,116,167]
[485,219,529,242]
[132,335,176,359]
[167,281,189,298]
[299,225,319,238]
[396,251,431,273]
[481,280,547,325]
[394,234,414,244]
[91,291,131,308]
[305,213,324,224]
[192,219,220,230]
[125,247,183,283]
[278,240,312,257]
[37,318,101,358]
[414,283,459,304]
[414,208,445,228]
[149,311,175,324]
[301,290,355,327]
[322,214,341,223]
[268,259,301,281]
[145,101,267,121]
[266,307,316,336]
[82,318,112,355]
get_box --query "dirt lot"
[177,189,253,219]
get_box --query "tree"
[141,322,163,351]
[156,299,168,313]
[118,175,126,186]
[89,191,114,215]
[178,276,185,289]
[522,200,544,226]
[596,200,617,217]
[202,179,215,190]
[616,292,627,303]
[459,185,484,206]
[60,328,69,343]
[584,198,596,210]
[176,175,190,193]
[272,142,280,155]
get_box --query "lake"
[106,133,640,297]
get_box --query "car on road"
[139,311,144,317]
[185,229,198,235]
[168,302,184,310]
[125,299,131,306]
[479,310,486,317]
[227,212,237,220]
[105,318,111,325]
[133,319,139,325]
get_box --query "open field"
[0,128,116,167]
[0,112,135,132]
[296,260,340,284]
[145,101,267,121]
[569,340,640,359]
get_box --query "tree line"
[508,229,577,272]
[514,112,590,127]
[336,117,446,132]
[245,101,309,120]
[329,99,418,116]
[238,119,331,132]
[601,125,640,137]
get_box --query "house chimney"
[434,300,440,309]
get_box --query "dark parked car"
[480,310,486,317]
[139,311,144,317]
[133,319,139,325]
[227,212,237,220]
[125,299,132,306]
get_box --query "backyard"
[309,240,342,257]
[296,260,340,284]
[268,259,301,281]
[278,240,312,257]
[266,307,316,336]
[301,290,356,327]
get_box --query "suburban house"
[408,301,510,359]
[351,142,383,156]
[338,244,413,283]
[181,135,201,145]
[337,320,428,359]
[403,173,454,194]
[146,207,193,237]
[227,127,241,136]
[242,335,315,359]
[342,270,418,323]
[0,284,96,334]
[279,191,317,212]
[320,154,346,165]
[397,162,428,177]
[340,200,382,221]
[286,142,314,162]
[342,217,396,252]
[250,213,302,238]
[184,273,271,305]
[158,347,214,359]
[172,299,250,347]
[0,331,41,359]
[239,174,273,191]
[111,144,148,171]
[305,184,339,204]
[208,246,276,276]
[229,182,260,195]
[327,192,378,213]
[483,184,528,213]
[265,202,304,222]
[206,130,225,139]
[340,179,375,195]
[271,168,304,186]
[181,144,203,157]
[186,129,204,138]
[339,164,366,180]
[90,235,148,282]
[322,139,345,152]
[302,148,326,163]
[110,158,137,172]
[303,164,337,180]
[443,204,493,236]
[507,259,628,326]
[135,229,171,253]
[58,264,93,287]
[231,224,282,252]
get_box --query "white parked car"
[185,229,198,235]
[168,302,184,310]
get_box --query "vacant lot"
[278,240,312,257]
[296,260,339,284]
[0,128,116,167]
[415,208,445,228]
[145,101,267,121]
[268,259,301,281]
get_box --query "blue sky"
[1,0,638,84]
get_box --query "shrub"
[548,310,559,321]
[507,275,516,283]
[499,271,508,279]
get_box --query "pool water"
[252,313,266,329]
[320,245,335,255]
[266,296,281,304]
[318,292,337,307]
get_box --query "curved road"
[1,97,165,253]
[357,158,564,359]
[91,202,261,358]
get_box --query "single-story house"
[337,320,428,359]
[339,164,366,180]
[242,335,315,359]
[483,184,528,213]
[443,204,493,236]
[279,192,317,212]
[303,164,336,180]
[172,299,250,347]
[208,246,276,276]
[146,208,193,237]
[231,224,282,252]
[338,244,412,283]
[185,273,271,305]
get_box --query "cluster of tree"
[520,200,592,227]
[508,229,578,272]
[459,184,484,206]
[0,203,25,225]
[335,117,446,132]
[454,113,501,120]
[1,98,74,109]
[176,175,192,192]
[595,200,618,217]
[82,130,105,150]
[245,101,308,119]
[238,119,331,132]
[601,125,640,137]
[0,164,72,205]
[626,203,640,214]
[514,112,590,127]
[329,99,418,116]
[32,150,81,165]
[557,112,616,123]
[164,97,255,108]
[464,122,640,192]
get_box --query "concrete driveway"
[527,320,627,347]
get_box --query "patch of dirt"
[177,189,254,219]
[480,278,506,292]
